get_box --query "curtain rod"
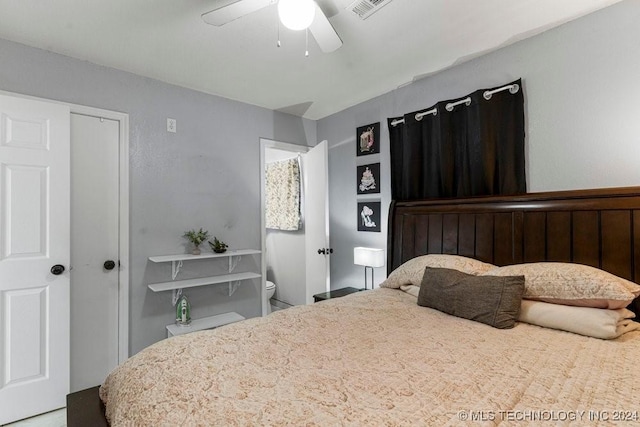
[445,97,471,112]
[483,83,519,100]
[416,107,437,121]
[390,106,437,127]
[390,83,520,127]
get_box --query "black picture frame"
[356,122,380,156]
[357,201,381,232]
[356,163,380,195]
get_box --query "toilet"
[266,280,276,313]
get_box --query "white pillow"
[380,255,495,289]
[484,262,640,309]
[519,299,640,339]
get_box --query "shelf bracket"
[228,256,241,273]
[172,288,183,306]
[228,280,241,296]
[171,260,183,280]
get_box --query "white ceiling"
[0,0,624,119]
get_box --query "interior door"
[0,94,70,424]
[304,140,330,303]
[70,113,120,392]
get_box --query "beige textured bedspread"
[101,288,640,426]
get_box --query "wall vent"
[348,0,393,20]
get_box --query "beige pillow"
[519,300,640,339]
[484,262,640,309]
[380,254,495,289]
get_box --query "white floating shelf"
[149,249,261,263]
[166,311,245,337]
[148,272,261,292]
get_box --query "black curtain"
[389,79,525,201]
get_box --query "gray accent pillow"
[417,267,525,329]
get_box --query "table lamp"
[353,247,385,290]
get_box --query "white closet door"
[70,113,120,392]
[0,94,70,424]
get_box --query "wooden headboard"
[388,187,640,314]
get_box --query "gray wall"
[0,38,315,355]
[318,1,640,290]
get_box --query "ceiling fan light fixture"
[278,0,316,31]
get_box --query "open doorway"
[259,139,330,316]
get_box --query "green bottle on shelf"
[175,294,191,326]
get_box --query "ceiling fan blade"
[309,2,342,53]
[202,0,274,26]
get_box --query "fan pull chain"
[277,14,281,47]
[305,28,309,57]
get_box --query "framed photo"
[357,201,381,232]
[356,122,380,156]
[356,163,380,195]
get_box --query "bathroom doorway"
[259,139,330,316]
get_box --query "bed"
[94,186,640,426]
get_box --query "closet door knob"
[104,260,116,270]
[318,248,326,255]
[51,264,65,275]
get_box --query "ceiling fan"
[202,0,343,53]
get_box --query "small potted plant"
[183,228,210,255]
[208,237,228,254]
